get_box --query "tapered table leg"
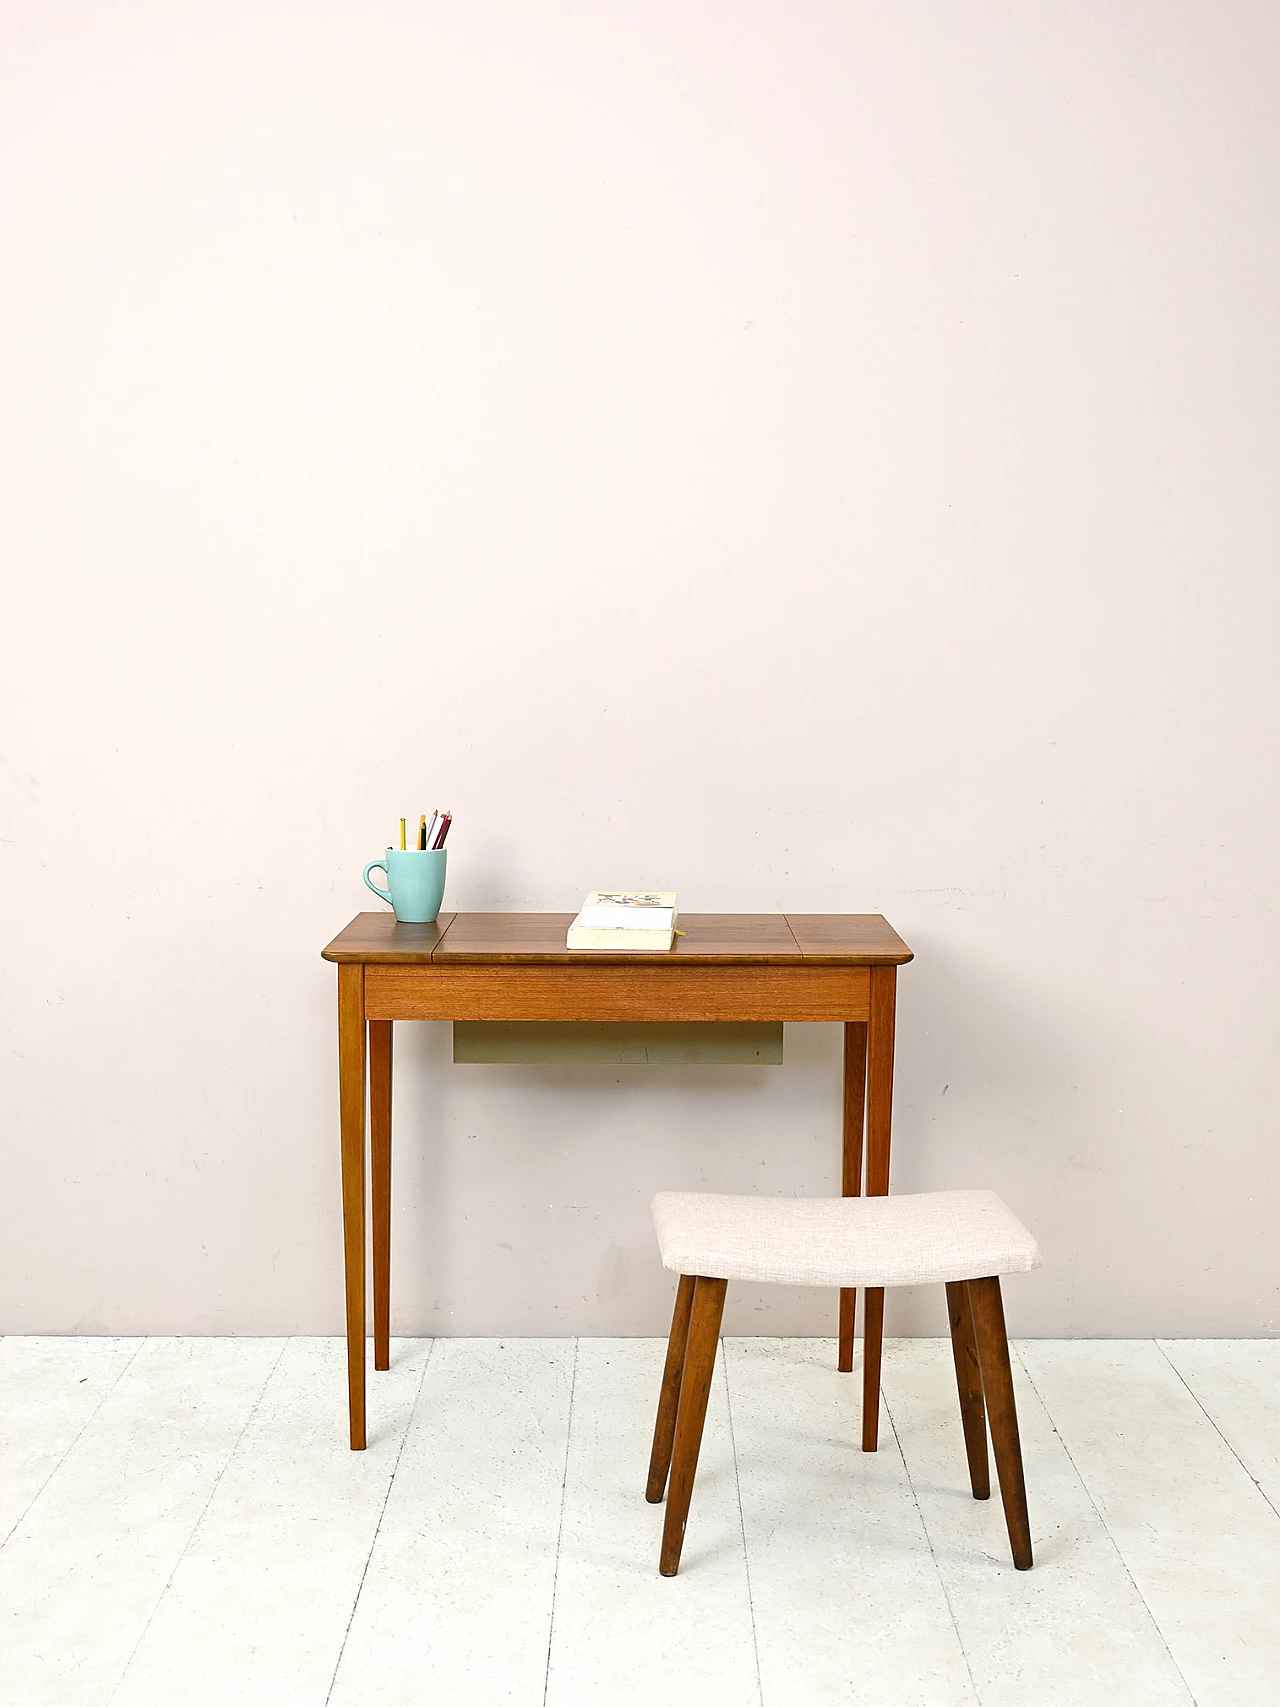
[862,965,896,1451]
[370,1020,393,1372]
[338,964,367,1450]
[839,1021,868,1372]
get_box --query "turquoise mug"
[363,848,447,923]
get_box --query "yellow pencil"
[399,818,407,850]
[418,813,427,851]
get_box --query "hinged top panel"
[323,912,912,966]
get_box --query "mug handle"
[363,860,392,906]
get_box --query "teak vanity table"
[321,911,913,1452]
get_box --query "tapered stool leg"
[647,1275,696,1502]
[946,1279,990,1499]
[659,1276,727,1576]
[967,1277,1032,1568]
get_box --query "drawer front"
[362,963,871,1023]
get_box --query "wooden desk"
[321,911,913,1452]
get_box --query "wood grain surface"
[363,963,871,1022]
[369,1020,392,1374]
[337,964,366,1451]
[321,913,456,963]
[659,1274,728,1576]
[322,911,913,966]
[861,964,898,1451]
[646,1275,697,1504]
[782,915,913,964]
[838,1020,868,1373]
[946,1279,991,1501]
[967,1277,1033,1569]
[433,912,803,962]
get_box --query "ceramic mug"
[363,848,447,923]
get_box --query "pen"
[423,810,439,850]
[399,818,407,851]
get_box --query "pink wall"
[3,2,1277,1333]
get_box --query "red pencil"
[431,810,451,850]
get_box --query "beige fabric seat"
[646,1188,1041,1578]
[651,1188,1043,1290]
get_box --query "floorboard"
[1019,1340,1280,1707]
[1,1338,283,1707]
[4,1335,1279,1707]
[111,1337,430,1707]
[726,1337,977,1707]
[544,1337,758,1707]
[1157,1339,1280,1517]
[883,1338,1192,1707]
[1,1337,142,1544]
[328,1339,574,1707]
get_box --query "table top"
[322,912,913,966]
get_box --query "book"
[566,891,678,951]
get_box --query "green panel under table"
[452,1021,784,1065]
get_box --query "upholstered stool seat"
[646,1188,1042,1576]
[652,1188,1042,1291]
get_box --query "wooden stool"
[645,1188,1042,1575]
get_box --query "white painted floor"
[3,1337,1278,1707]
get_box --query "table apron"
[362,963,871,1023]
